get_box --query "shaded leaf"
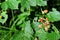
[35,29,47,40]
[11,21,33,40]
[17,11,30,25]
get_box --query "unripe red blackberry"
[45,27,48,31]
[44,22,48,26]
[46,18,48,21]
[38,24,43,28]
[44,10,48,13]
[46,21,50,25]
[38,18,44,22]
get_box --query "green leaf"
[46,8,60,22]
[16,11,30,25]
[47,32,60,40]
[11,21,33,40]
[25,21,33,35]
[35,29,47,40]
[1,2,8,10]
[6,0,18,9]
[52,24,59,34]
[32,21,40,31]
[1,0,18,10]
[18,11,30,19]
[34,17,38,21]
[16,17,25,25]
[21,0,47,12]
[29,0,36,6]
[46,25,60,40]
[32,17,41,31]
[36,0,47,6]
[21,0,30,12]
[0,11,8,24]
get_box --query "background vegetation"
[0,0,60,40]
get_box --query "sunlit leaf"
[46,8,60,22]
[0,11,8,24]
